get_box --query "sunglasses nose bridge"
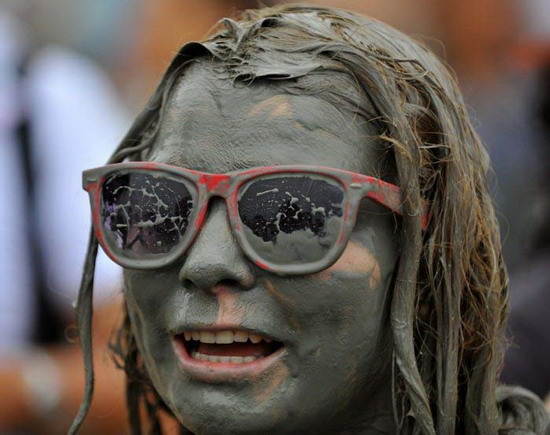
[202,174,232,197]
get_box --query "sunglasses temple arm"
[68,229,98,434]
[365,187,429,231]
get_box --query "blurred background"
[1,0,548,432]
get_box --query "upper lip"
[170,324,281,343]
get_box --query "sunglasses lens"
[238,174,345,268]
[100,171,195,262]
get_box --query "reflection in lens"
[101,172,195,259]
[238,175,345,266]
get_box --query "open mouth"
[174,329,284,365]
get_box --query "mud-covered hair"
[70,5,549,434]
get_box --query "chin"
[171,395,293,435]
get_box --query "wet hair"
[70,5,549,434]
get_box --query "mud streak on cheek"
[213,287,245,325]
[315,240,381,287]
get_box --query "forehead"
[149,64,383,175]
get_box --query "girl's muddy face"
[124,67,399,434]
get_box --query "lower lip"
[172,339,286,383]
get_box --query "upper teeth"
[183,330,272,344]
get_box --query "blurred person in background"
[0,2,129,432]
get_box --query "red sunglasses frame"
[83,162,428,276]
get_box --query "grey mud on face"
[123,64,400,434]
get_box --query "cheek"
[123,270,171,314]
[317,240,389,340]
[316,239,382,287]
[303,238,395,370]
[258,239,394,419]
[317,241,394,396]
[124,293,168,390]
[267,234,394,340]
[123,274,165,347]
[123,268,219,329]
[122,272,179,386]
[261,237,394,363]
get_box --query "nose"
[178,199,255,292]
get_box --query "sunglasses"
[83,162,428,276]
